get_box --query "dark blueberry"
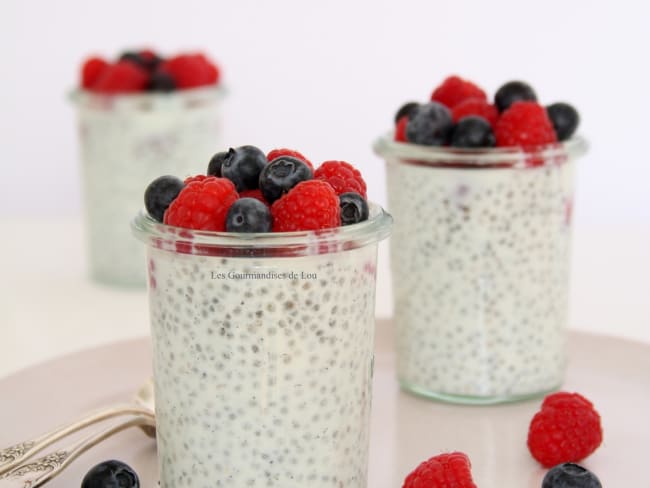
[405,102,453,146]
[259,156,313,203]
[207,151,230,177]
[144,175,184,222]
[450,116,496,148]
[547,102,580,141]
[225,198,272,233]
[494,80,537,112]
[542,463,601,488]
[394,101,419,123]
[339,192,369,226]
[147,71,176,92]
[221,145,267,192]
[119,51,161,71]
[81,460,139,488]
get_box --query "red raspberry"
[164,176,238,231]
[183,174,209,185]
[431,75,487,108]
[80,57,109,90]
[495,101,557,147]
[403,452,477,488]
[93,61,149,94]
[271,180,340,232]
[267,148,314,170]
[160,53,219,89]
[239,189,269,206]
[527,391,603,467]
[394,116,409,142]
[314,161,367,198]
[451,98,499,127]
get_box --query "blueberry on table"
[259,156,313,203]
[450,116,496,148]
[339,192,369,225]
[405,102,453,146]
[144,175,184,222]
[394,101,420,123]
[547,102,580,141]
[494,80,537,112]
[207,151,230,177]
[147,71,176,92]
[81,460,139,488]
[542,463,601,488]
[226,198,272,232]
[221,145,267,192]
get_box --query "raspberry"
[451,98,499,127]
[81,57,109,90]
[528,391,603,467]
[160,53,219,89]
[271,180,340,232]
[403,452,477,488]
[93,61,149,94]
[183,174,209,185]
[431,75,487,108]
[239,189,269,206]
[394,116,409,142]
[267,148,314,170]
[164,176,238,231]
[314,161,367,198]
[495,101,557,147]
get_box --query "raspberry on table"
[267,148,314,170]
[403,452,477,488]
[494,101,558,147]
[527,391,603,467]
[451,98,499,127]
[394,116,409,142]
[93,60,149,94]
[314,160,367,198]
[271,180,340,232]
[81,57,109,89]
[431,75,487,108]
[164,176,238,231]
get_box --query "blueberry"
[339,192,369,226]
[144,175,184,222]
[394,101,419,123]
[81,460,139,488]
[259,156,313,203]
[207,151,230,177]
[119,51,160,71]
[221,146,267,192]
[405,102,453,146]
[147,71,176,92]
[450,116,496,148]
[542,463,601,488]
[494,81,537,112]
[225,198,272,233]
[547,102,580,141]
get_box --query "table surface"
[1,320,648,487]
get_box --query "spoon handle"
[0,405,153,476]
[0,415,155,488]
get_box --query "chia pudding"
[72,87,223,286]
[375,135,588,403]
[132,205,391,487]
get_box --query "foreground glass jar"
[132,206,391,487]
[374,135,588,404]
[72,86,224,286]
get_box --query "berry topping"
[183,174,210,185]
[164,176,238,231]
[220,145,267,192]
[271,180,340,232]
[403,452,477,488]
[239,188,269,206]
[120,51,161,72]
[92,60,149,94]
[80,57,109,90]
[81,460,139,488]
[207,151,229,177]
[259,156,313,204]
[547,102,580,141]
[226,198,272,233]
[494,80,537,112]
[160,53,219,89]
[144,175,185,222]
[314,160,367,198]
[451,98,499,127]
[394,116,409,142]
[405,102,454,146]
[431,75,487,108]
[450,116,496,148]
[528,391,603,467]
[542,463,602,488]
[495,101,557,147]
[339,192,369,226]
[266,148,314,170]
[394,101,419,123]
[147,71,176,92]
